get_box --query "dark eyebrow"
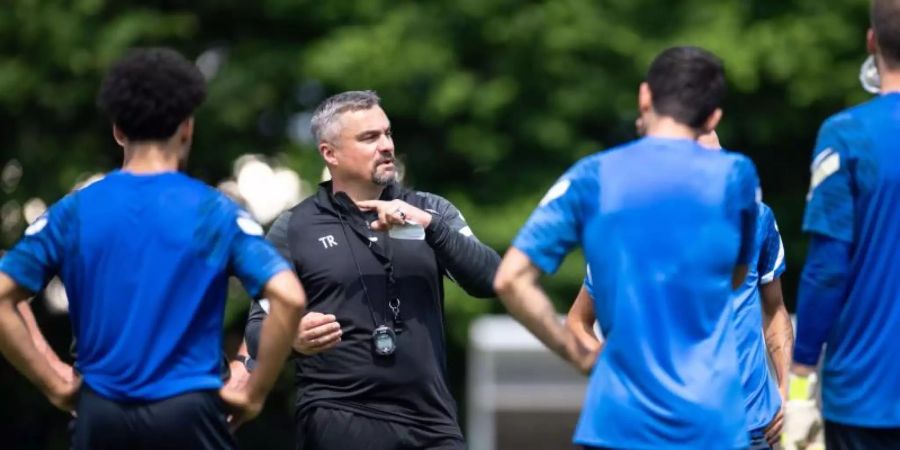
[355,129,381,140]
[355,124,391,140]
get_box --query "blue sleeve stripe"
[583,264,593,296]
[759,235,785,284]
[801,117,856,244]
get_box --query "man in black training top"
[241,90,500,450]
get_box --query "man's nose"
[377,135,394,154]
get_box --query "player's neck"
[880,68,900,94]
[330,178,385,203]
[644,117,699,141]
[121,144,183,174]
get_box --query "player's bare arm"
[221,270,305,429]
[0,272,79,412]
[16,301,74,383]
[760,277,793,446]
[494,248,597,374]
[565,285,603,355]
[761,278,793,401]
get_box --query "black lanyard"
[334,194,404,334]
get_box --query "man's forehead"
[337,106,390,133]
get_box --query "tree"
[0,1,873,448]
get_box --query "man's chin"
[372,169,397,186]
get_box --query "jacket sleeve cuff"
[424,213,451,247]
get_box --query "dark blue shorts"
[825,420,900,450]
[71,386,236,450]
[580,429,770,450]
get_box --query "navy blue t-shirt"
[0,170,288,401]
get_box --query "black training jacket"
[245,181,499,438]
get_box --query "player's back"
[576,137,754,449]
[57,171,242,401]
[810,93,900,426]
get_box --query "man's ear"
[319,142,338,166]
[868,28,878,55]
[638,82,653,116]
[112,125,128,147]
[702,108,723,135]
[178,117,194,144]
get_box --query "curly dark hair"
[97,47,207,141]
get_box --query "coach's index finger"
[355,200,384,210]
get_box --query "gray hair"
[310,90,381,143]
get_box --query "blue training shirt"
[798,93,900,427]
[0,170,289,401]
[583,202,786,434]
[730,203,785,432]
[514,136,759,450]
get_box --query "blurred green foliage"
[0,0,875,448]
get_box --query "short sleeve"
[229,210,290,299]
[583,264,594,299]
[729,156,761,266]
[0,196,75,293]
[512,158,597,274]
[757,207,786,284]
[802,115,856,243]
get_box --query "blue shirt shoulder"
[0,192,79,293]
[512,152,602,274]
[176,177,288,298]
[801,99,884,243]
[721,151,761,266]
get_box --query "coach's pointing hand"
[294,312,342,356]
[356,200,432,231]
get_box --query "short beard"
[371,169,397,186]
[371,155,397,185]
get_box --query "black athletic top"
[245,181,499,438]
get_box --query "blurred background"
[0,0,873,448]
